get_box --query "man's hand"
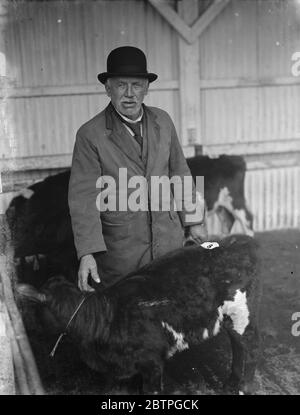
[78,254,100,292]
[188,223,208,245]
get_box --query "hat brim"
[97,72,158,84]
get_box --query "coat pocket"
[101,211,133,240]
[101,210,133,225]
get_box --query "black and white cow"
[187,155,253,236]
[17,234,261,395]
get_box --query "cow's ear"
[183,236,197,247]
[15,284,47,303]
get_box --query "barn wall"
[2,0,180,161]
[1,0,300,230]
[246,166,300,231]
[197,0,300,231]
[199,0,300,150]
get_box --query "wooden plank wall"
[2,0,180,162]
[197,0,300,230]
[1,0,300,230]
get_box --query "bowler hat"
[97,46,158,84]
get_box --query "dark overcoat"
[68,103,203,283]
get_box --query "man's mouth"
[122,102,136,108]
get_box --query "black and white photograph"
[0,0,299,397]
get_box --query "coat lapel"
[144,105,160,178]
[105,103,145,171]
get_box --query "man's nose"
[125,84,134,97]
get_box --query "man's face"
[105,77,149,120]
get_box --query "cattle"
[16,234,261,395]
[6,171,77,285]
[187,155,249,213]
[187,155,253,236]
[6,154,253,284]
[7,156,259,393]
[6,170,73,258]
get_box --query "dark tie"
[122,119,143,148]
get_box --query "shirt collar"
[113,104,144,124]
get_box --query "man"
[68,46,207,291]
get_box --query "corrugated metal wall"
[246,166,300,231]
[1,0,300,230]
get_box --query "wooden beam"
[1,146,299,182]
[0,299,15,395]
[245,152,300,171]
[1,80,180,99]
[0,253,45,395]
[201,139,300,157]
[200,76,300,90]
[148,0,192,43]
[0,154,72,172]
[149,0,232,44]
[190,0,231,42]
[178,0,201,146]
[3,76,300,99]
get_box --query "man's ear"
[105,81,111,97]
[144,80,150,96]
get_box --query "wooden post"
[0,215,45,395]
[0,293,15,395]
[148,0,232,156]
[178,0,201,152]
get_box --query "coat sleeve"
[168,119,206,227]
[68,130,107,259]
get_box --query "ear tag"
[200,242,220,250]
